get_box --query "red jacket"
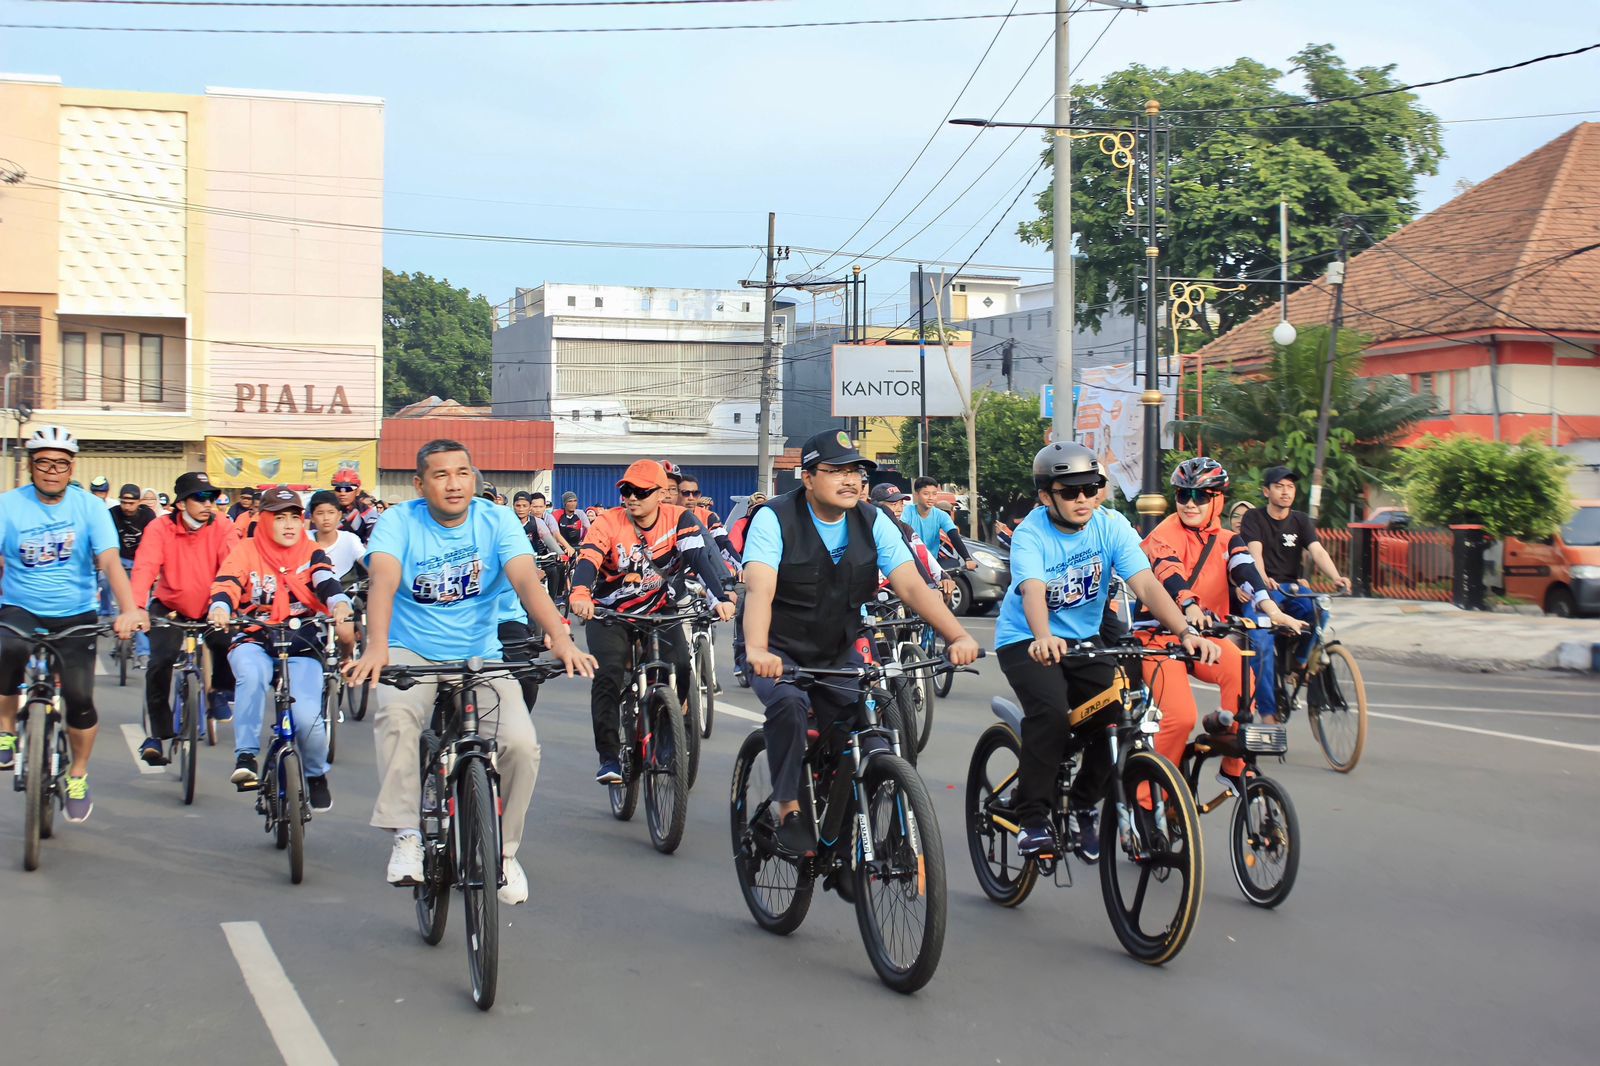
[131,512,240,619]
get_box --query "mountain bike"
[110,632,133,687]
[3,621,107,871]
[862,594,935,758]
[684,578,717,741]
[317,615,352,766]
[146,618,217,806]
[730,653,975,993]
[965,639,1205,965]
[592,606,697,851]
[380,656,566,1011]
[1270,590,1368,772]
[341,577,370,722]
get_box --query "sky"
[3,0,1598,324]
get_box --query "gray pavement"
[3,617,1598,1066]
[1328,596,1600,673]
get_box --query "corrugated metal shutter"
[684,466,758,517]
[76,441,186,497]
[553,463,756,516]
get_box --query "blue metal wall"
[554,464,758,517]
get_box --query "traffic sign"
[1040,384,1081,420]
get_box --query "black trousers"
[749,645,866,804]
[996,641,1118,823]
[586,618,690,760]
[144,605,236,739]
[497,619,542,711]
[0,607,99,730]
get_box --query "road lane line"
[221,922,339,1066]
[119,723,165,774]
[715,701,765,724]
[1370,702,1599,720]
[1366,680,1599,698]
[1368,712,1600,753]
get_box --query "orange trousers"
[1140,634,1247,779]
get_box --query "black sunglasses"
[186,491,221,504]
[1175,487,1219,505]
[333,484,357,492]
[1048,481,1103,501]
[619,484,659,500]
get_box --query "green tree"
[383,269,494,412]
[894,390,1046,517]
[1398,434,1575,539]
[1018,45,1443,334]
[1170,326,1435,523]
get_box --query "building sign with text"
[206,343,381,439]
[831,343,970,417]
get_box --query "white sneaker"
[387,833,424,886]
[498,856,528,905]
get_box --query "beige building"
[0,74,383,492]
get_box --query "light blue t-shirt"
[0,484,118,618]
[994,506,1150,649]
[367,497,533,660]
[744,501,913,577]
[906,504,957,556]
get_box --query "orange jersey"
[571,504,726,612]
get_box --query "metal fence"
[1369,527,1454,602]
[1306,529,1350,593]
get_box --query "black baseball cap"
[118,483,141,500]
[869,483,908,504]
[800,429,875,472]
[260,486,304,513]
[1262,465,1299,487]
[513,490,533,503]
[173,471,217,501]
[237,486,260,500]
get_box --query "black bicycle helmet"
[1171,456,1229,493]
[1031,441,1102,489]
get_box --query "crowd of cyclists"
[0,420,1350,991]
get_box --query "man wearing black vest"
[741,430,979,857]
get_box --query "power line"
[21,0,791,6]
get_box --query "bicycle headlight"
[1570,565,1600,580]
[970,549,1004,570]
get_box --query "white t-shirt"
[307,529,364,578]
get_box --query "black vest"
[766,488,881,666]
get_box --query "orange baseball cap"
[616,459,670,492]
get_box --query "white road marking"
[1370,702,1599,721]
[119,723,165,774]
[221,922,339,1066]
[715,701,765,724]
[1369,712,1600,753]
[1366,679,1599,698]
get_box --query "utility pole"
[752,212,783,495]
[1051,0,1074,443]
[917,263,928,477]
[1309,223,1349,522]
[1135,99,1165,533]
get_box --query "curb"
[1337,640,1551,675]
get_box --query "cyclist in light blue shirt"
[347,439,595,906]
[908,476,978,574]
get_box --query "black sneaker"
[231,753,259,787]
[307,775,332,812]
[1071,808,1101,864]
[775,810,817,858]
[1017,819,1056,858]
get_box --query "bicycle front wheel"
[643,686,689,854]
[1230,776,1299,908]
[1099,750,1204,966]
[880,684,918,767]
[281,750,306,885]
[1310,643,1367,772]
[22,707,47,870]
[40,728,66,842]
[932,636,954,699]
[458,759,500,1011]
[609,706,639,822]
[415,731,450,945]
[323,680,340,766]
[964,724,1038,907]
[696,633,715,738]
[180,671,201,806]
[729,729,812,934]
[854,754,947,994]
[118,639,129,687]
[683,669,703,791]
[896,642,934,753]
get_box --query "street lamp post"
[1135,99,1166,533]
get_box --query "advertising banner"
[831,344,971,417]
[206,437,378,489]
[1072,363,1175,500]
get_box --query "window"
[733,412,742,424]
[669,299,679,312]
[1417,372,1436,396]
[570,409,580,421]
[640,298,651,311]
[140,335,164,402]
[594,297,604,308]
[101,334,125,403]
[567,295,577,307]
[742,301,751,312]
[61,333,87,401]
[956,284,967,292]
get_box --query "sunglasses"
[619,484,659,500]
[186,491,220,504]
[1175,487,1219,505]
[1047,481,1103,501]
[333,484,357,492]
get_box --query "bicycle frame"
[428,674,505,880]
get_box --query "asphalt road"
[3,615,1597,1066]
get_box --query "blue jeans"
[1247,584,1324,721]
[228,643,329,779]
[118,559,151,657]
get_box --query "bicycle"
[2,621,107,871]
[341,577,370,723]
[1269,589,1368,772]
[316,615,353,766]
[1185,619,1300,908]
[684,578,717,742]
[146,618,218,806]
[861,594,935,758]
[109,631,133,687]
[965,639,1205,965]
[729,653,974,993]
[591,606,696,851]
[379,655,566,1011]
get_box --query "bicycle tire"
[964,724,1039,907]
[1230,776,1299,908]
[22,706,48,871]
[854,754,947,994]
[41,728,66,842]
[278,750,305,884]
[181,671,201,806]
[118,639,129,687]
[609,703,640,822]
[1099,750,1204,965]
[696,632,715,738]
[683,670,703,791]
[323,680,339,766]
[896,642,935,753]
[729,728,813,934]
[415,731,450,946]
[347,617,370,721]
[459,759,500,1011]
[1309,643,1367,773]
[880,684,918,767]
[643,685,689,854]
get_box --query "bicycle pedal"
[235,780,260,792]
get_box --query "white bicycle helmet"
[26,426,80,455]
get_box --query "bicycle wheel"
[729,729,813,934]
[41,728,66,842]
[323,679,339,766]
[683,669,703,791]
[180,671,201,806]
[854,754,947,994]
[932,636,954,699]
[1309,643,1368,773]
[415,731,450,945]
[643,686,689,854]
[964,724,1039,907]
[118,639,129,687]
[1099,750,1204,965]
[696,632,715,739]
[896,642,934,753]
[459,759,500,1011]
[1230,776,1299,908]
[609,704,640,822]
[880,684,918,767]
[279,751,306,884]
[22,706,47,871]
[346,618,370,721]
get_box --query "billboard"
[831,344,971,417]
[1072,363,1175,501]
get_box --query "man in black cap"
[738,430,979,857]
[1237,464,1351,721]
[228,486,259,523]
[109,483,157,657]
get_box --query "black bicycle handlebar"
[379,657,569,691]
[784,648,987,685]
[590,605,707,626]
[0,621,111,645]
